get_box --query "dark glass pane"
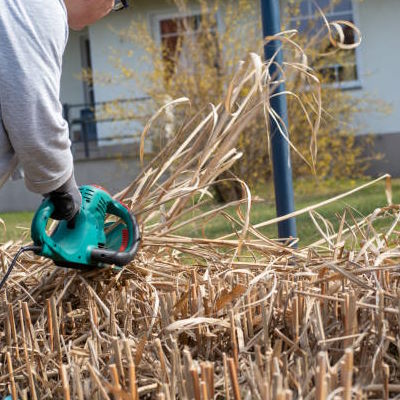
[159,14,219,82]
[333,0,353,13]
[326,12,353,21]
[326,18,355,45]
[290,17,311,32]
[289,18,297,30]
[160,15,207,38]
[193,15,202,30]
[319,66,337,82]
[300,0,311,17]
[308,18,325,37]
[338,63,357,82]
[311,0,332,14]
[160,19,178,36]
[343,24,355,45]
[177,16,195,33]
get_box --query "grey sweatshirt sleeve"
[0,0,73,194]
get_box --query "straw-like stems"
[61,365,71,400]
[228,357,241,400]
[6,352,17,400]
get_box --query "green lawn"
[0,177,398,246]
[176,177,399,246]
[0,211,33,242]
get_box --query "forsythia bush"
[104,0,385,194]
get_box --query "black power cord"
[0,246,42,292]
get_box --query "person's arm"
[0,0,80,219]
[64,0,114,30]
[0,1,73,195]
[0,0,115,219]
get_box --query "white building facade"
[60,0,400,174]
[1,0,399,212]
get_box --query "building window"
[288,0,360,87]
[158,13,219,81]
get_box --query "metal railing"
[63,97,152,158]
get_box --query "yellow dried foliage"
[215,284,247,312]
[101,0,388,189]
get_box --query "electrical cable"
[0,246,42,292]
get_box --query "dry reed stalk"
[7,304,19,361]
[109,364,122,400]
[156,337,169,384]
[60,365,71,400]
[112,340,126,386]
[222,353,231,400]
[228,357,241,400]
[50,296,62,362]
[383,363,390,400]
[88,364,112,400]
[46,298,54,352]
[5,352,17,400]
[73,364,84,400]
[190,367,201,400]
[19,301,37,400]
[128,362,138,400]
[200,381,208,400]
[343,348,354,400]
[230,309,239,372]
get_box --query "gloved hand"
[45,174,82,221]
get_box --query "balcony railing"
[63,97,152,159]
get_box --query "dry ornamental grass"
[1,24,399,400]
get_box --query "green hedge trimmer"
[0,185,141,291]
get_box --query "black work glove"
[45,174,82,221]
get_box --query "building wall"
[3,0,400,213]
[88,0,180,99]
[61,29,87,106]
[360,132,400,177]
[88,0,206,144]
[60,28,90,140]
[88,2,161,143]
[87,0,400,135]
[344,0,400,176]
[59,0,400,176]
[58,0,400,135]
[354,0,400,136]
[0,157,141,213]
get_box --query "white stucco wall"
[60,28,90,139]
[88,0,215,144]
[61,30,86,106]
[88,0,194,98]
[88,1,170,143]
[61,0,400,142]
[354,0,400,135]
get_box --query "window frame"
[286,0,362,90]
[150,8,222,51]
[149,8,222,84]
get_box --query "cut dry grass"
[1,174,399,399]
[1,28,399,400]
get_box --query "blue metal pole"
[260,0,297,240]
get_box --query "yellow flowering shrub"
[105,0,385,195]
